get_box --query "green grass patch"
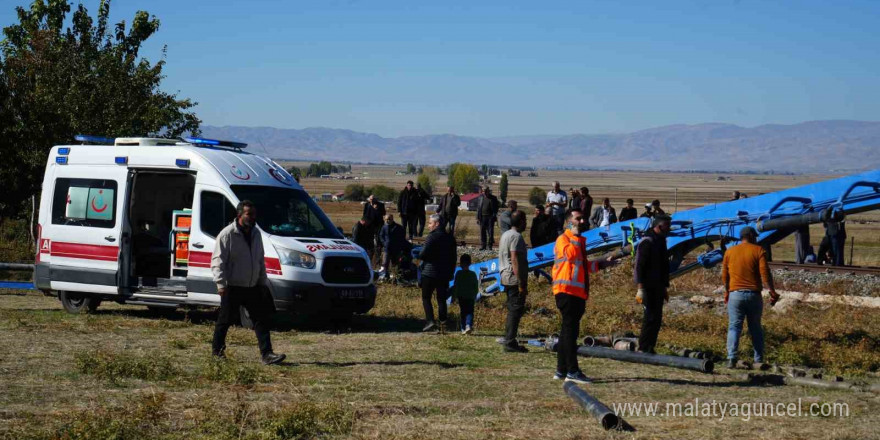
[74,349,180,384]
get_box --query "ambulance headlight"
[276,247,316,269]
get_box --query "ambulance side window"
[200,191,236,238]
[51,178,118,228]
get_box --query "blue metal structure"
[458,169,880,296]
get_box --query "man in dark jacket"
[826,218,847,266]
[414,183,429,237]
[619,199,638,222]
[579,187,594,228]
[379,214,406,280]
[437,186,461,234]
[418,214,457,331]
[351,217,375,261]
[363,195,386,251]
[397,181,418,240]
[530,205,548,247]
[477,186,500,250]
[633,214,671,354]
[499,200,518,234]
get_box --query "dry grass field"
[1,262,878,439]
[0,165,878,439]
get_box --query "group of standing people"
[397,181,431,240]
[209,188,783,381]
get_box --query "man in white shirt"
[546,181,567,234]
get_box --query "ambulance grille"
[321,257,371,284]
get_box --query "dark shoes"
[422,321,437,332]
[726,359,737,369]
[503,344,528,353]
[262,352,286,365]
[564,371,592,384]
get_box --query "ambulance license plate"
[339,289,365,299]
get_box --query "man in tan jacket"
[211,200,285,365]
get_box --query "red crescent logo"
[91,197,108,213]
[231,165,251,180]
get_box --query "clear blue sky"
[3,0,879,137]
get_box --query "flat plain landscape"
[1,165,878,439]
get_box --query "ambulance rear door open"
[44,165,129,295]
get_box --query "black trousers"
[417,211,426,237]
[421,275,449,322]
[479,217,495,248]
[830,235,846,266]
[817,236,833,265]
[638,291,665,353]
[440,215,457,234]
[503,284,527,346]
[212,286,273,356]
[555,293,586,374]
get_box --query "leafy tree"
[405,163,416,174]
[343,183,366,201]
[0,0,200,213]
[528,187,547,207]
[416,166,439,196]
[367,185,397,202]
[285,166,302,181]
[446,162,480,194]
[499,172,509,204]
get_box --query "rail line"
[767,261,880,276]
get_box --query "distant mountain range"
[200,120,880,173]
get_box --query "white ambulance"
[34,136,376,321]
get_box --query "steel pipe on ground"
[576,345,714,373]
[582,335,613,347]
[0,263,34,271]
[562,381,620,430]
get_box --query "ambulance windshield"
[231,186,343,238]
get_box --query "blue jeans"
[726,290,765,362]
[458,298,474,330]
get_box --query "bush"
[344,183,366,201]
[74,350,179,384]
[528,187,547,206]
[368,185,397,202]
[201,357,267,386]
[51,393,168,440]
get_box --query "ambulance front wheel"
[59,291,101,314]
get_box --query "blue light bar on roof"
[74,134,115,144]
[182,137,247,149]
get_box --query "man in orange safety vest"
[551,208,621,384]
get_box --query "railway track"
[409,237,880,276]
[767,261,880,276]
[410,236,495,249]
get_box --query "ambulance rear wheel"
[59,291,101,314]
